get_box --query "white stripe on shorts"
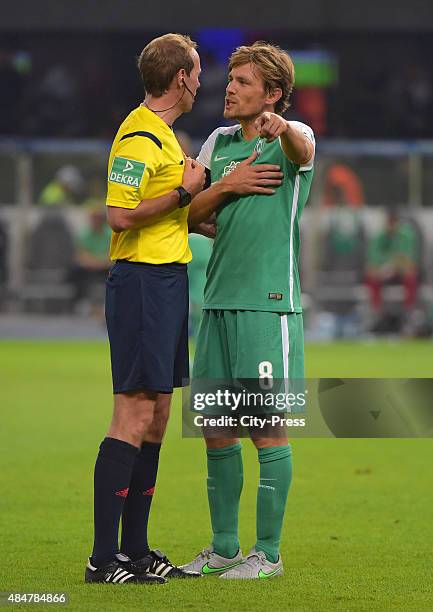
[280,314,290,398]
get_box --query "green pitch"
[1,340,433,611]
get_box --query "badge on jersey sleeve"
[109,157,145,188]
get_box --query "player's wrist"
[218,176,234,196]
[280,121,291,139]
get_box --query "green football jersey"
[197,122,315,313]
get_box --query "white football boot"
[181,547,243,576]
[220,548,283,580]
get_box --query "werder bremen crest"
[221,137,266,177]
[222,160,240,177]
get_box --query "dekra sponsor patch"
[109,157,145,188]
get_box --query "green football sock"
[256,445,292,563]
[206,443,243,559]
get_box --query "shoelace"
[198,548,212,560]
[243,551,267,569]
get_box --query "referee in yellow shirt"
[86,34,205,584]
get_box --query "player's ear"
[266,87,282,107]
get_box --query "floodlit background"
[0,16,433,340]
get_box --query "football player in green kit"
[184,42,315,579]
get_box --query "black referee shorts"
[105,260,189,394]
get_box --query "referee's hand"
[182,158,205,197]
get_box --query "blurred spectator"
[317,163,366,337]
[365,210,419,328]
[188,234,212,338]
[386,63,433,138]
[1,33,433,139]
[76,205,111,271]
[38,165,85,206]
[23,64,84,136]
[322,162,365,208]
[327,206,365,262]
[71,204,111,312]
[84,176,107,206]
[318,203,366,337]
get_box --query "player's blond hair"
[229,42,295,115]
[138,33,197,97]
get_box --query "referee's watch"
[175,186,192,208]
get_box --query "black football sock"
[91,437,139,567]
[120,441,161,560]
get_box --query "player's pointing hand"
[254,112,288,143]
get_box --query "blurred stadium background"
[1,2,433,341]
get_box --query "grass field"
[1,340,433,611]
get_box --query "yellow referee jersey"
[106,105,192,264]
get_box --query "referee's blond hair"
[138,33,197,97]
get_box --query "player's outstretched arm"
[254,112,314,166]
[107,159,205,232]
[188,151,283,225]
